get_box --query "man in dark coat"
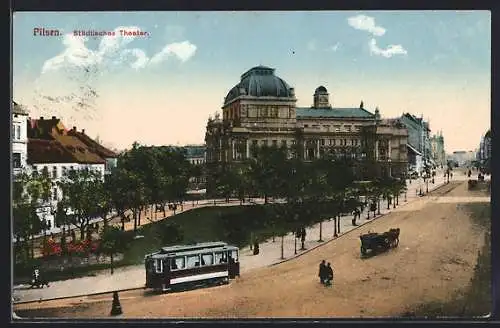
[318,260,326,284]
[325,262,334,286]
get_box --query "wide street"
[13,168,475,303]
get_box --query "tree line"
[13,140,407,264]
[207,141,408,258]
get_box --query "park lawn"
[121,204,275,265]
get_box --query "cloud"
[369,38,407,58]
[149,41,197,64]
[307,39,317,51]
[41,25,197,74]
[329,42,341,52]
[347,14,386,36]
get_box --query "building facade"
[205,66,408,192]
[399,113,432,173]
[430,131,446,168]
[12,101,29,176]
[478,129,491,171]
[184,145,206,165]
[12,106,117,230]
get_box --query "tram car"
[145,241,240,292]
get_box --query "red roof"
[67,130,117,158]
[27,139,76,164]
[27,117,108,165]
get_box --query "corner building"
[205,66,408,191]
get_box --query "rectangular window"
[304,124,309,128]
[16,125,21,140]
[281,140,287,148]
[201,253,214,266]
[186,254,200,268]
[52,166,58,179]
[321,139,325,146]
[154,259,163,273]
[346,125,352,132]
[272,140,278,147]
[214,251,228,264]
[53,188,58,201]
[334,125,341,132]
[13,153,21,168]
[171,256,186,270]
[230,250,239,261]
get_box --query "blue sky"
[13,11,491,152]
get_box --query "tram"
[145,241,240,292]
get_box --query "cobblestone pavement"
[14,169,471,303]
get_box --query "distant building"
[430,131,446,168]
[399,113,432,173]
[205,66,408,194]
[449,150,475,167]
[183,144,206,165]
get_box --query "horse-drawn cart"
[360,228,400,257]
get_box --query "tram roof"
[159,241,228,254]
[149,245,238,259]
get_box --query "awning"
[406,144,422,156]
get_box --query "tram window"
[231,250,239,261]
[186,255,200,268]
[201,253,214,266]
[171,257,186,270]
[215,252,227,264]
[155,259,163,273]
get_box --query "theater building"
[205,66,408,190]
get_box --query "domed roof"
[224,66,294,105]
[315,86,328,94]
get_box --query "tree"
[53,200,70,253]
[58,168,103,240]
[99,226,128,275]
[157,222,184,246]
[248,144,288,204]
[12,170,51,260]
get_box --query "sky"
[12,11,490,152]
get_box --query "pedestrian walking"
[324,262,334,286]
[318,260,326,284]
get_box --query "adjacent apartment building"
[12,101,117,230]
